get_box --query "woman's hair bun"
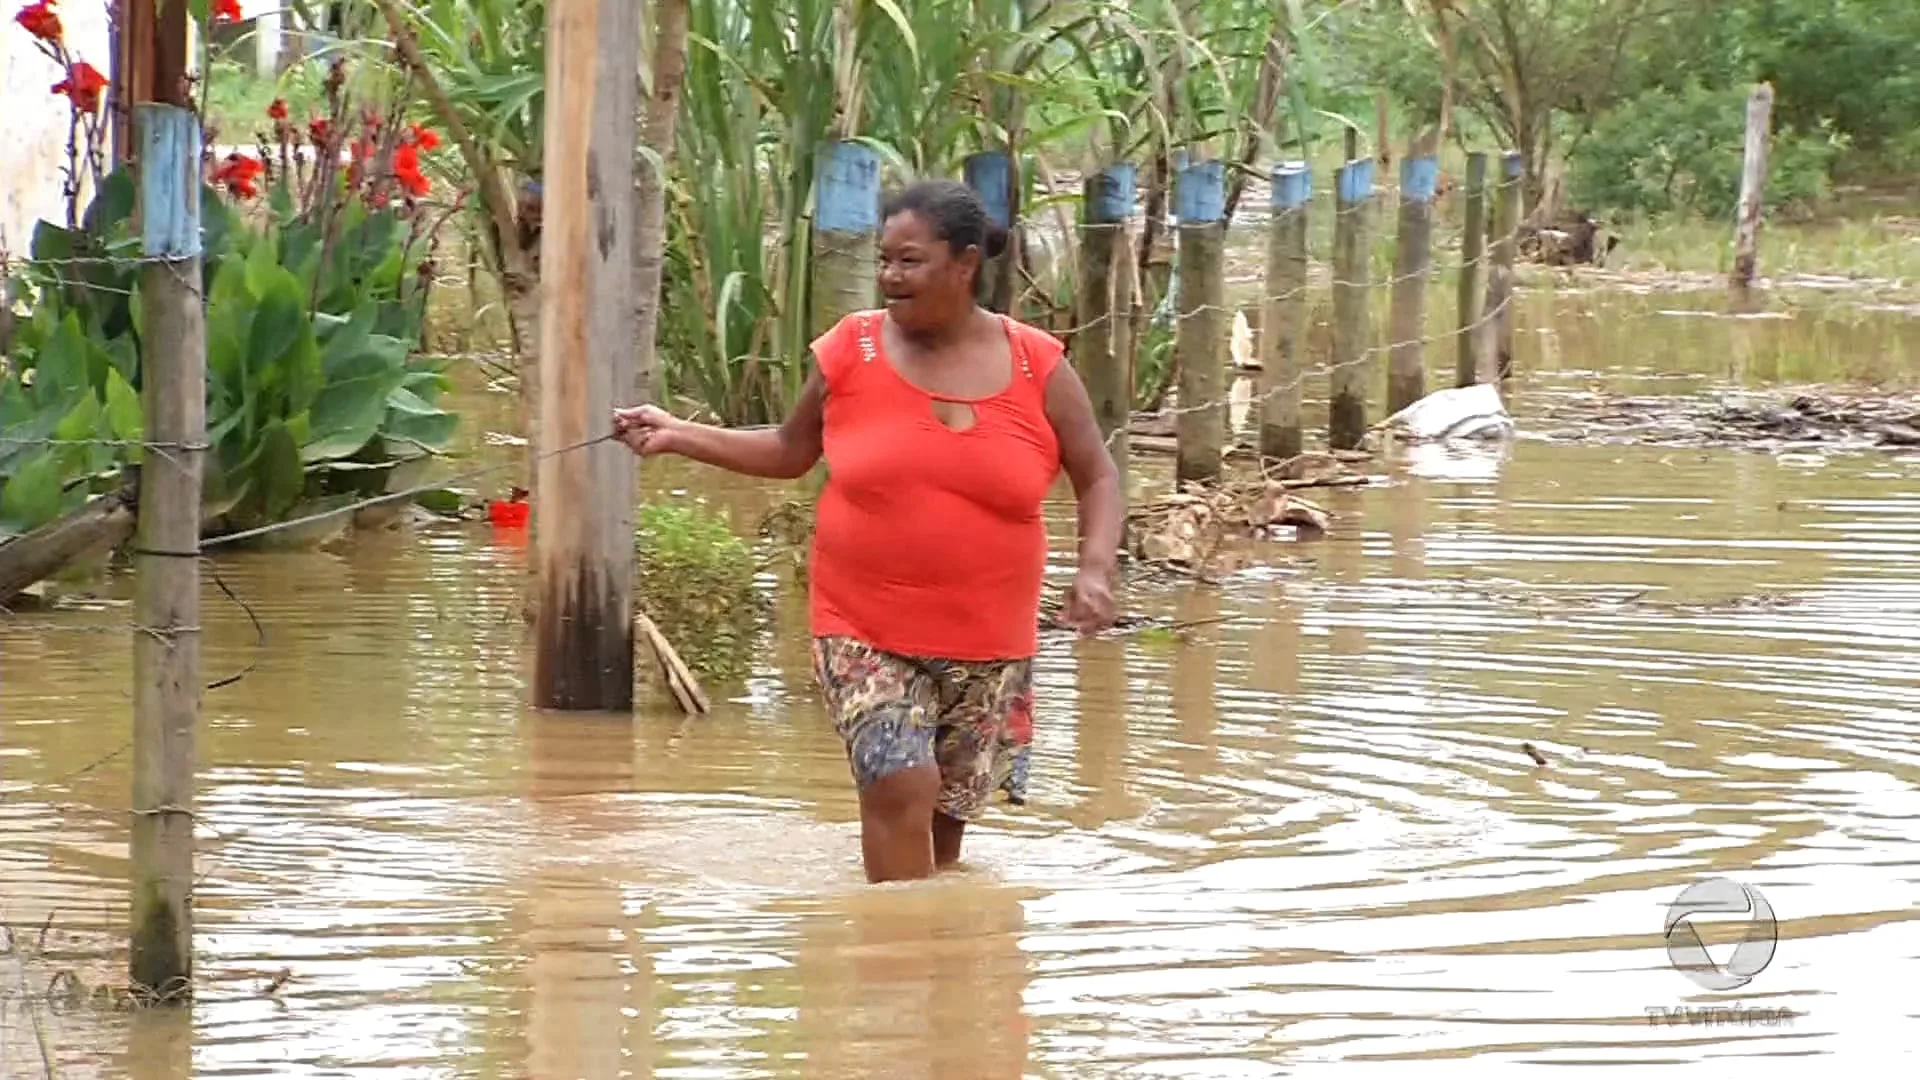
[982,222,1010,260]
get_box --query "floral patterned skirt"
[810,634,1034,821]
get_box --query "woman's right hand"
[611,404,681,456]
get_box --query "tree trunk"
[0,486,137,606]
[633,0,689,406]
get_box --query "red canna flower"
[14,0,61,41]
[51,61,107,114]
[212,152,264,199]
[308,117,330,147]
[392,142,430,198]
[268,98,287,122]
[406,123,439,151]
[212,0,241,22]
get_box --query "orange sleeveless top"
[808,310,1065,661]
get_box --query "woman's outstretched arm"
[613,367,826,480]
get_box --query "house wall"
[1,0,112,258]
[1,1,289,259]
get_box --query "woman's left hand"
[1062,565,1117,634]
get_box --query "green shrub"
[1569,82,1844,222]
[635,501,767,684]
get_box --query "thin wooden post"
[1113,207,1140,449]
[532,0,639,710]
[1076,162,1135,490]
[1387,152,1438,414]
[130,98,205,1002]
[1258,162,1310,460]
[1173,158,1227,485]
[1329,158,1374,450]
[1455,151,1487,387]
[1732,82,1774,290]
[113,0,158,165]
[812,140,881,336]
[1479,149,1522,381]
[963,150,1016,313]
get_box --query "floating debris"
[1127,475,1337,577]
[1376,384,1515,442]
[1529,386,1920,451]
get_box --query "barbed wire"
[1097,286,1516,455]
[1,180,1521,566]
[1043,235,1521,342]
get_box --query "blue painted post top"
[1086,162,1136,225]
[963,151,1014,228]
[816,140,881,234]
[137,103,202,260]
[1172,158,1226,224]
[1271,161,1311,211]
[1400,155,1440,203]
[1336,158,1375,206]
[1500,150,1523,180]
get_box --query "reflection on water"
[6,289,1920,1074]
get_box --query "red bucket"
[488,499,530,528]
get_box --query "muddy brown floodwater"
[4,278,1920,1077]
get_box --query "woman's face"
[878,210,978,332]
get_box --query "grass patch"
[635,501,768,684]
[1606,211,1920,284]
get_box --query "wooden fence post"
[1258,162,1310,460]
[1173,157,1228,485]
[1479,149,1522,381]
[1455,151,1487,387]
[964,150,1016,313]
[812,140,881,336]
[1732,82,1774,290]
[1329,157,1374,450]
[129,98,205,1003]
[1076,162,1135,491]
[1387,151,1438,414]
[532,0,640,711]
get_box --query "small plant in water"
[635,501,766,684]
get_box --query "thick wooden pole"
[532,0,639,711]
[1479,150,1522,381]
[1387,152,1438,414]
[632,0,690,404]
[1329,158,1374,450]
[1455,151,1487,387]
[811,140,881,336]
[1173,158,1227,485]
[129,98,204,1002]
[963,151,1016,313]
[1258,162,1310,460]
[1076,163,1135,492]
[1731,82,1774,290]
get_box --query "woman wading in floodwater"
[613,179,1123,883]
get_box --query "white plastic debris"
[1377,383,1515,442]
